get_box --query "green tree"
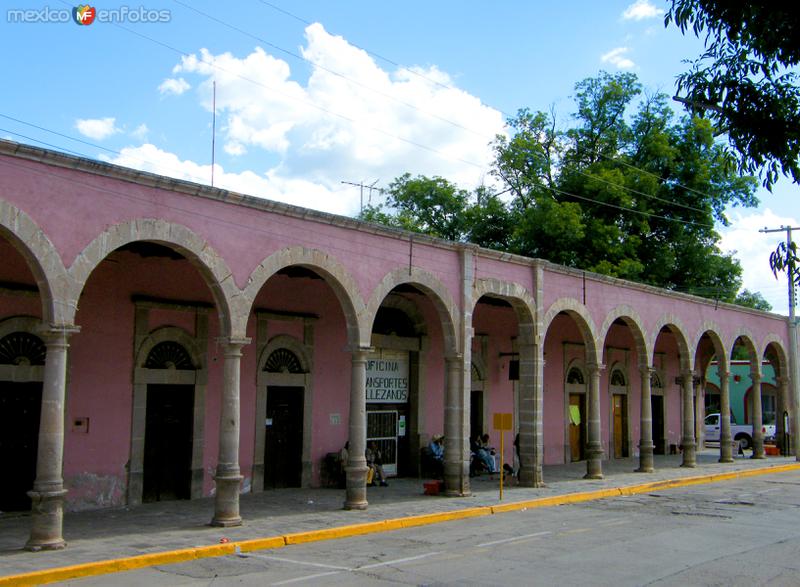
[665,1,800,189]
[733,289,773,312]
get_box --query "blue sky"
[1,0,796,313]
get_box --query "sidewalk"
[1,450,797,582]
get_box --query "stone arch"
[472,278,537,340]
[243,246,364,350]
[729,328,759,373]
[67,219,238,338]
[598,305,650,369]
[760,334,789,378]
[0,201,67,325]
[542,298,599,364]
[258,334,311,374]
[0,316,46,382]
[129,325,207,505]
[135,326,204,371]
[691,322,728,373]
[365,267,459,356]
[649,314,693,372]
[377,293,429,336]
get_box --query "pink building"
[0,139,794,550]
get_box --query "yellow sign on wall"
[493,412,513,431]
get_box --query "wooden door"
[0,382,42,511]
[613,394,628,458]
[265,386,303,488]
[143,384,194,502]
[569,394,585,462]
[652,395,665,454]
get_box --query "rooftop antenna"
[211,80,217,187]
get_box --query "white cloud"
[719,209,799,315]
[158,77,191,96]
[74,117,120,140]
[622,0,661,20]
[170,23,504,189]
[102,143,357,216]
[601,47,635,69]
[131,124,149,141]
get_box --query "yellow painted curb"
[3,462,799,586]
[284,520,388,545]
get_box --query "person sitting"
[476,433,497,474]
[427,434,445,477]
[365,441,388,487]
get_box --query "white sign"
[366,358,409,403]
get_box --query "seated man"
[476,433,497,474]
[365,441,388,487]
[427,434,445,477]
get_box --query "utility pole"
[342,180,380,215]
[760,225,800,459]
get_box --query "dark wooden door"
[613,394,628,458]
[470,390,483,441]
[652,395,665,455]
[569,393,586,462]
[265,386,303,489]
[0,382,42,511]
[143,384,194,502]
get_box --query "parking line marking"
[248,553,350,571]
[358,551,442,570]
[478,531,551,547]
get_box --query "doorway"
[613,394,628,458]
[652,395,665,454]
[264,386,304,489]
[143,384,194,503]
[470,390,484,441]
[0,382,42,511]
[569,393,586,462]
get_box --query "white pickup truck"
[704,413,776,450]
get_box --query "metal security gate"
[367,410,398,476]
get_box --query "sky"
[1,0,797,313]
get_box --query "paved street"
[55,468,800,586]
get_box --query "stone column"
[636,366,654,473]
[26,324,80,552]
[585,362,604,479]
[444,354,468,496]
[777,376,791,455]
[344,348,369,510]
[719,368,734,463]
[518,341,544,487]
[211,337,250,527]
[695,379,706,451]
[751,369,765,459]
[680,370,697,467]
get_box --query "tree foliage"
[733,289,773,312]
[665,1,800,189]
[360,72,765,306]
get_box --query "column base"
[637,443,654,473]
[718,456,735,463]
[585,447,604,479]
[26,488,67,552]
[518,466,544,487]
[681,441,697,467]
[343,464,368,511]
[751,454,766,460]
[210,473,243,527]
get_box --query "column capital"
[750,369,763,380]
[444,353,464,364]
[216,336,251,347]
[717,369,730,380]
[37,324,80,344]
[639,365,655,376]
[586,362,605,373]
[348,346,373,360]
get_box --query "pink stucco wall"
[0,146,793,512]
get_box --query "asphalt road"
[60,471,800,586]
